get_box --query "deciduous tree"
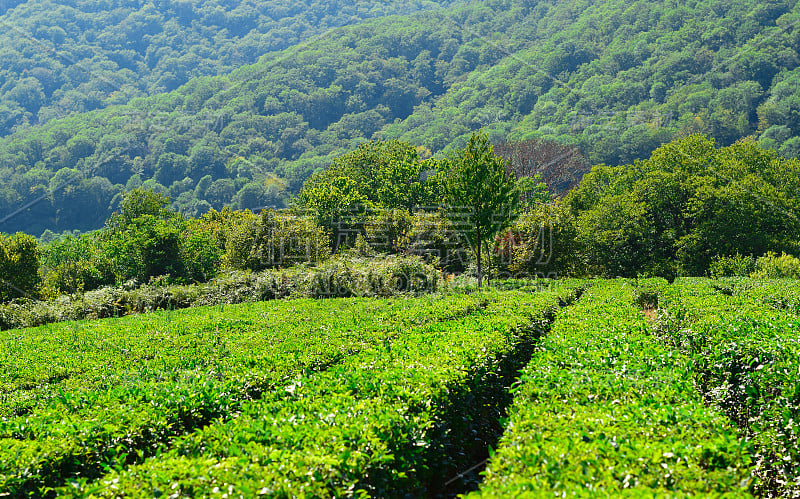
[441,130,519,287]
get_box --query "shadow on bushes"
[0,255,440,331]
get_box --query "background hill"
[1,0,800,235]
[0,0,462,136]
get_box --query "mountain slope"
[2,0,800,235]
[0,0,462,137]
[379,0,799,164]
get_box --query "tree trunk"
[484,240,491,287]
[476,228,483,288]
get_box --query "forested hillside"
[378,0,800,162]
[0,0,461,136]
[2,0,800,235]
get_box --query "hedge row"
[56,287,576,497]
[657,278,800,496]
[473,280,755,497]
[0,293,491,496]
[0,255,439,331]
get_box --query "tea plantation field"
[1,278,798,497]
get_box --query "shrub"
[180,218,223,282]
[404,211,470,273]
[361,255,438,296]
[0,232,41,302]
[41,233,115,294]
[100,188,225,285]
[300,255,439,298]
[224,210,329,271]
[751,252,800,279]
[707,253,756,278]
[632,278,668,310]
[365,208,413,254]
[504,201,585,279]
[104,214,186,283]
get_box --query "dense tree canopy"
[4,132,800,305]
[566,135,800,278]
[297,140,442,250]
[0,0,460,136]
[2,0,800,236]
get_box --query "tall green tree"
[441,130,519,287]
[107,188,175,231]
[101,188,221,284]
[105,215,185,283]
[567,135,800,278]
[299,140,440,212]
[298,140,442,250]
[0,232,40,302]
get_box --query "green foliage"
[154,153,190,186]
[298,139,443,250]
[13,273,800,496]
[403,210,470,273]
[501,200,585,278]
[105,214,185,283]
[364,208,414,254]
[223,209,329,271]
[233,177,288,211]
[751,252,800,279]
[516,174,551,208]
[474,281,755,497]
[100,189,221,285]
[302,140,440,210]
[568,135,800,278]
[632,278,665,310]
[299,174,372,249]
[0,232,40,302]
[107,188,175,230]
[441,130,519,286]
[708,253,757,278]
[40,233,114,295]
[179,218,223,283]
[300,254,439,298]
[657,278,800,494]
